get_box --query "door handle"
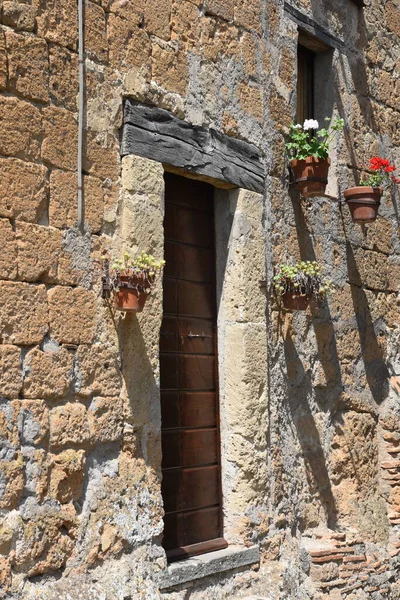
[185,331,212,340]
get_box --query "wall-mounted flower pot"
[282,291,310,311]
[343,186,382,223]
[114,276,149,312]
[290,157,330,198]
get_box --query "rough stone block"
[234,0,262,33]
[0,524,13,556]
[0,399,19,448]
[88,396,123,443]
[49,44,78,111]
[0,345,22,399]
[17,399,49,446]
[107,12,151,70]
[23,346,74,399]
[221,111,239,137]
[0,96,42,160]
[268,89,292,130]
[216,189,266,323]
[0,30,7,90]
[0,158,48,222]
[16,222,82,285]
[146,0,171,38]
[48,286,96,345]
[13,507,77,576]
[170,1,199,49]
[350,248,388,290]
[239,31,258,78]
[31,448,49,501]
[36,0,78,49]
[0,219,17,280]
[1,1,37,31]
[0,556,11,596]
[200,17,239,62]
[386,2,400,37]
[16,223,62,283]
[238,83,263,120]
[152,44,188,96]
[75,345,121,397]
[49,449,85,503]
[83,131,120,180]
[204,0,234,21]
[86,1,107,61]
[121,155,165,195]
[279,47,296,88]
[49,170,104,233]
[0,282,48,345]
[5,30,49,103]
[42,106,78,171]
[0,451,24,509]
[49,402,90,448]
[330,411,378,517]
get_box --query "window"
[296,29,332,125]
[297,44,315,124]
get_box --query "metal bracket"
[186,331,212,340]
[295,176,328,184]
[101,257,111,299]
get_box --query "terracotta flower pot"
[114,275,149,312]
[343,186,382,223]
[290,157,331,198]
[282,291,310,311]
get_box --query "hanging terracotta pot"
[290,157,331,198]
[281,291,310,311]
[114,276,149,312]
[343,186,382,223]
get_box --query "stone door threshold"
[158,545,260,590]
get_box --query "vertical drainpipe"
[77,0,85,233]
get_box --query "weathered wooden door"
[160,173,227,561]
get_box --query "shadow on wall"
[277,189,344,530]
[345,240,390,404]
[283,328,339,530]
[119,310,161,474]
[290,187,343,407]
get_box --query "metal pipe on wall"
[77,0,85,232]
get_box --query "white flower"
[303,119,319,130]
[293,123,302,129]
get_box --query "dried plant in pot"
[286,117,344,198]
[103,251,165,312]
[344,157,400,223]
[273,261,333,311]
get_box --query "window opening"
[297,44,315,125]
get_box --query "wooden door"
[160,173,227,562]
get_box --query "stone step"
[240,596,272,599]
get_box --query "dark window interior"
[296,44,315,125]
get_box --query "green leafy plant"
[286,117,345,161]
[105,251,165,294]
[273,261,333,301]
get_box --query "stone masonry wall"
[0,0,400,598]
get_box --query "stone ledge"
[158,545,260,590]
[240,597,272,600]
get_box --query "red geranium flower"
[361,156,399,189]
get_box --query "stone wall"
[0,0,400,598]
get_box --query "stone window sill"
[158,545,260,590]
